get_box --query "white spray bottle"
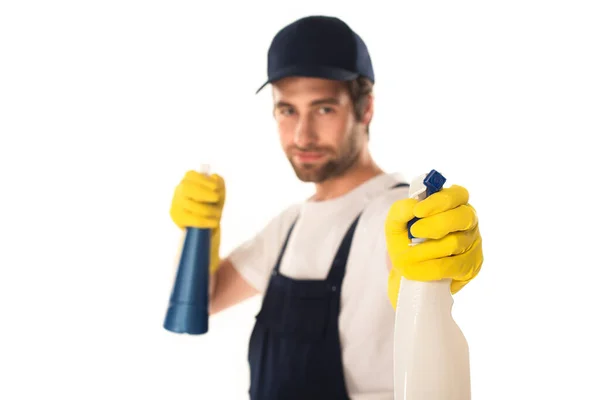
[393,169,471,400]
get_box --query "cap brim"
[255,65,360,94]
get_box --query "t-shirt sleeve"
[226,204,300,293]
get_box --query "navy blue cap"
[256,16,375,93]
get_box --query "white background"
[1,1,599,399]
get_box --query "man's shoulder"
[365,178,410,214]
[272,202,303,222]
[355,179,410,235]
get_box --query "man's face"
[272,77,369,183]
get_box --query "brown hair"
[347,76,374,134]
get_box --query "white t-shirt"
[227,172,409,400]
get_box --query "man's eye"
[319,107,334,114]
[281,107,294,116]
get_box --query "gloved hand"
[170,170,226,274]
[385,184,483,308]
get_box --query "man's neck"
[311,151,383,202]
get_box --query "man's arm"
[209,258,259,315]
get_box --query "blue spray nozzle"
[423,169,446,197]
[407,169,446,240]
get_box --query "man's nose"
[294,115,317,149]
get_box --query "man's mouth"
[293,151,325,163]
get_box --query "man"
[169,15,483,400]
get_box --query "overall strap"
[325,214,361,287]
[273,219,298,274]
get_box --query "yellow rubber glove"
[385,184,483,308]
[169,170,226,274]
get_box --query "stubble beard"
[287,127,362,183]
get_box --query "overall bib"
[248,182,408,400]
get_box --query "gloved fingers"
[385,198,418,256]
[210,173,226,189]
[399,236,483,282]
[451,237,483,284]
[410,204,478,240]
[178,180,222,204]
[394,226,480,265]
[414,185,469,218]
[386,198,419,227]
[211,173,227,204]
[385,198,418,237]
[182,170,222,191]
[176,196,222,218]
[387,235,482,306]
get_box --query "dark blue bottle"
[164,226,211,335]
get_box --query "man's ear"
[362,93,374,125]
